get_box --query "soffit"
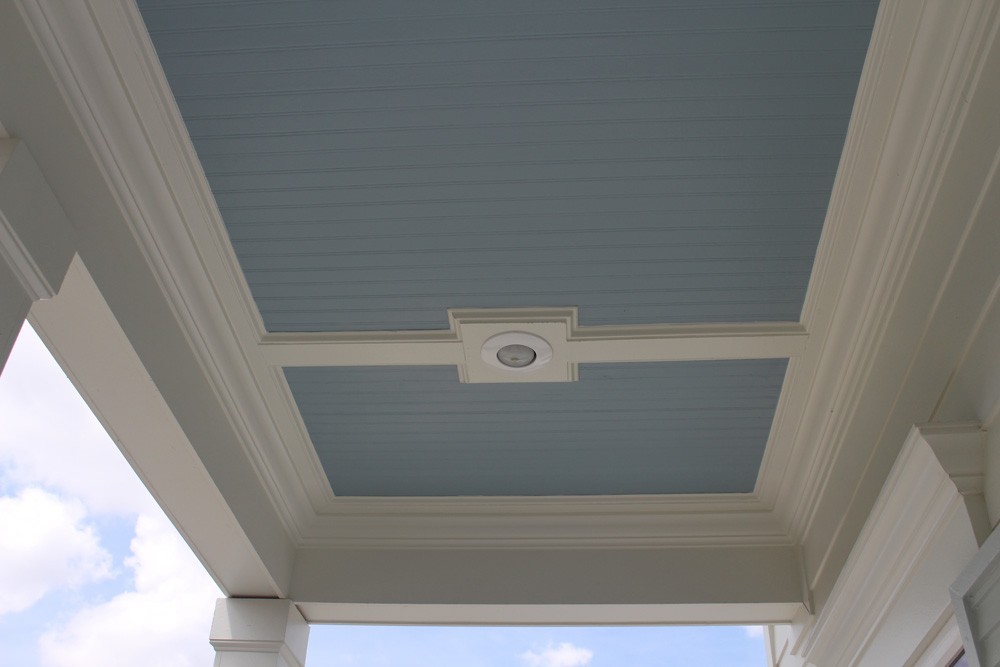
[138,0,877,332]
[130,0,880,502]
[287,359,787,496]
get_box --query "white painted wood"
[4,0,999,643]
[0,138,74,301]
[259,312,806,373]
[951,522,1000,667]
[0,257,29,374]
[210,599,308,667]
[784,0,1000,611]
[30,259,288,598]
[298,602,802,627]
[780,425,988,667]
[291,544,806,624]
[0,136,74,372]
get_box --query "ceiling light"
[496,344,536,368]
[480,332,553,373]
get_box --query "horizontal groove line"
[182,94,848,122]
[255,286,796,304]
[222,189,831,211]
[230,222,814,243]
[215,174,833,195]
[207,155,840,178]
[235,237,817,258]
[152,25,874,58]
[228,207,824,227]
[175,72,859,100]
[190,115,847,141]
[143,0,870,16]
[168,53,866,83]
[266,301,803,317]
[144,2,875,34]
[252,275,810,290]
[193,132,847,158]
[246,255,816,274]
[254,284,808,302]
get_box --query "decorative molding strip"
[786,424,987,667]
[779,0,1000,552]
[13,0,318,542]
[260,306,807,384]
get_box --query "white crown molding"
[15,0,995,570]
[7,0,820,548]
[785,424,987,667]
[773,0,1000,540]
[12,0,323,541]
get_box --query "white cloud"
[0,326,155,516]
[744,625,764,639]
[521,642,594,667]
[39,510,222,667]
[0,487,112,614]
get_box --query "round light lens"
[496,344,537,368]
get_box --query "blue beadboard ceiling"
[139,0,879,332]
[286,360,787,496]
[137,1,879,497]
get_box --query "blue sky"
[0,325,767,666]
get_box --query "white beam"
[291,544,808,625]
[30,259,290,598]
[567,322,808,363]
[261,321,807,368]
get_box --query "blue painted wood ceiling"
[138,0,880,496]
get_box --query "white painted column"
[210,599,309,667]
[0,137,74,372]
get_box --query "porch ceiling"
[133,0,879,499]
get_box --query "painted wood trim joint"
[260,307,808,383]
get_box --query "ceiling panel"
[138,0,879,332]
[285,360,788,496]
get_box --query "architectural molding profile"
[210,598,309,667]
[0,135,74,371]
[3,0,999,655]
[260,307,807,383]
[951,518,1000,667]
[772,424,989,667]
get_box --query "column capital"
[210,598,309,667]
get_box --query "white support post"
[210,599,309,667]
[0,137,74,372]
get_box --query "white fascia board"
[291,544,807,624]
[299,602,803,627]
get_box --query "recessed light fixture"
[496,343,536,368]
[480,332,553,373]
